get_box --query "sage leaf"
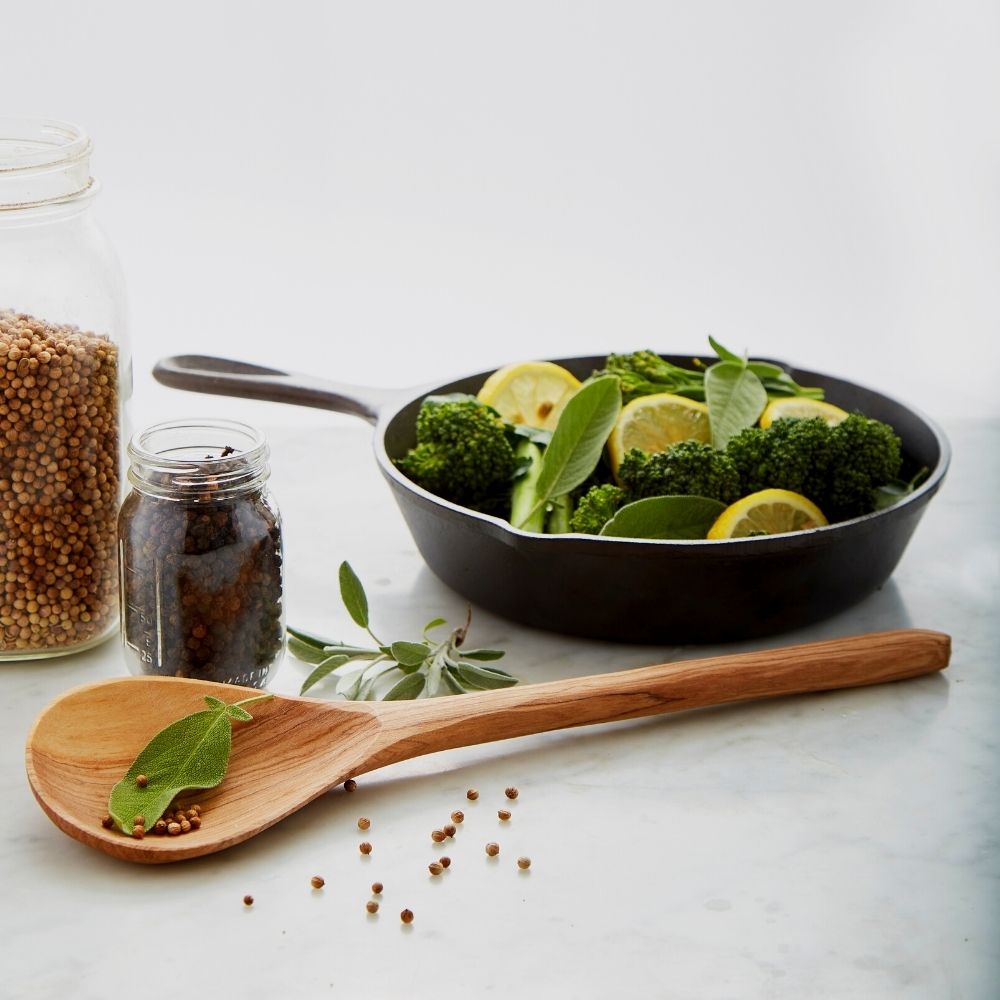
[390,640,431,667]
[423,617,447,633]
[458,648,506,661]
[338,561,369,629]
[709,335,743,364]
[705,360,767,451]
[526,376,621,522]
[107,694,271,834]
[600,495,726,540]
[454,662,519,690]
[300,653,353,694]
[384,672,426,700]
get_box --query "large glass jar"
[0,117,131,658]
[118,419,284,688]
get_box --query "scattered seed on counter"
[498,809,511,821]
[371,882,383,895]
[504,787,519,800]
[428,861,444,876]
[443,823,457,838]
[450,810,464,824]
[243,895,254,907]
[517,856,532,870]
[359,841,373,855]
[357,816,371,830]
[400,909,414,924]
[466,788,479,801]
[366,900,379,914]
[485,842,500,857]
[344,779,358,792]
[431,829,446,843]
[310,875,325,889]
[439,857,451,869]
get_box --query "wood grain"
[25,628,949,863]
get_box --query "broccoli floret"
[570,484,627,535]
[617,442,741,503]
[597,350,705,404]
[824,413,902,519]
[726,417,832,502]
[396,395,517,506]
[726,413,903,520]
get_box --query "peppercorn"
[485,842,500,857]
[504,786,519,800]
[100,815,114,829]
[243,895,254,907]
[311,875,325,889]
[366,900,379,914]
[400,909,414,924]
[188,815,201,830]
[359,841,373,855]
[371,882,383,895]
[154,819,168,835]
[344,779,358,792]
[450,810,464,823]
[431,829,446,843]
[517,856,531,870]
[136,774,148,788]
[498,809,511,821]
[466,788,479,800]
[357,816,371,830]
[428,861,444,876]
[179,819,191,833]
[167,822,181,835]
[439,856,451,869]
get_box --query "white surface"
[4,1,1000,431]
[2,4,1000,998]
[3,417,999,1000]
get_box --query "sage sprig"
[107,692,272,834]
[289,562,516,700]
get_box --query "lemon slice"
[476,361,582,431]
[707,489,828,539]
[607,392,710,473]
[759,397,848,428]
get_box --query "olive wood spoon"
[25,628,949,864]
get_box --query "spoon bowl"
[26,628,949,863]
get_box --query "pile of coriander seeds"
[0,311,120,654]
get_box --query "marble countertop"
[2,416,996,1000]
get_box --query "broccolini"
[617,442,742,504]
[570,483,628,535]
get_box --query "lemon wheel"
[707,489,828,539]
[607,392,710,474]
[759,397,848,428]
[476,361,581,431]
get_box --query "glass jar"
[0,117,131,658]
[118,419,284,687]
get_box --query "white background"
[5,0,999,430]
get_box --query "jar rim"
[0,117,94,210]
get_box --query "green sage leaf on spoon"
[107,693,272,835]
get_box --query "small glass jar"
[0,117,131,658]
[118,419,284,687]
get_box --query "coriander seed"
[100,815,113,829]
[131,824,145,839]
[167,821,181,836]
[366,900,379,914]
[136,774,148,788]
[504,786,519,800]
[311,875,325,889]
[357,816,371,831]
[371,882,383,895]
[132,814,145,827]
[451,810,464,823]
[431,829,446,843]
[485,842,500,857]
[359,841,373,855]
[498,809,511,821]
[243,895,254,907]
[344,779,358,792]
[428,861,444,876]
[467,788,479,800]
[439,856,451,869]
[517,856,532,870]
[443,823,457,838]
[400,909,414,924]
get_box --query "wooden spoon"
[25,628,949,863]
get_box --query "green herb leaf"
[390,640,431,667]
[286,625,340,649]
[300,653,353,694]
[709,336,744,364]
[107,694,271,834]
[519,376,621,527]
[454,662,519,690]
[600,495,727,539]
[422,617,447,633]
[338,561,369,629]
[458,648,506,661]
[383,673,427,700]
[705,360,768,450]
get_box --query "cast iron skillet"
[153,354,950,644]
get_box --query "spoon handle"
[366,629,949,770]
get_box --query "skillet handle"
[152,354,402,425]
